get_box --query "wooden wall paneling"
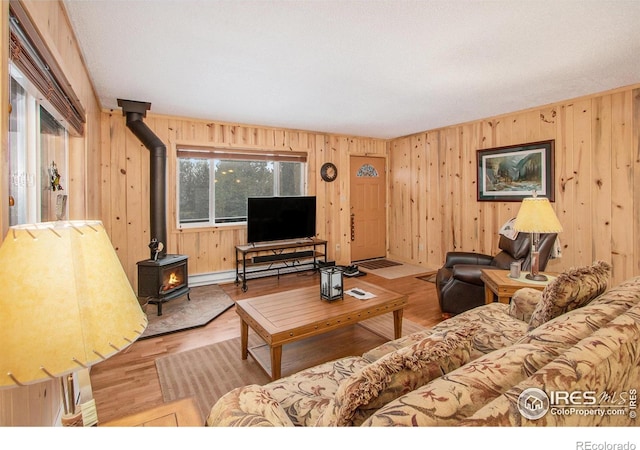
[205,122,219,142]
[0,0,8,238]
[554,103,576,268]
[492,116,514,253]
[125,115,144,283]
[476,121,493,256]
[314,134,328,254]
[411,134,426,265]
[100,112,113,235]
[634,89,640,275]
[592,95,613,265]
[510,112,529,145]
[110,113,131,283]
[206,229,220,272]
[328,135,341,262]
[610,91,634,280]
[180,232,201,274]
[388,137,410,261]
[573,99,594,264]
[101,109,388,279]
[524,109,542,142]
[336,136,350,264]
[539,106,558,141]
[435,130,452,256]
[67,136,85,219]
[84,106,103,220]
[122,120,144,281]
[0,376,57,426]
[460,123,478,252]
[441,128,457,251]
[27,382,55,426]
[166,117,180,250]
[306,134,317,201]
[386,139,398,258]
[424,131,442,268]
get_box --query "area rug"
[140,284,235,339]
[155,317,427,421]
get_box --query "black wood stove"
[119,99,191,316]
[137,254,190,316]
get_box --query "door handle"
[350,213,355,241]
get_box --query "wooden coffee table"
[480,269,556,304]
[235,279,407,380]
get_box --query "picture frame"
[477,140,555,202]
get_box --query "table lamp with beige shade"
[0,221,147,426]
[513,194,563,281]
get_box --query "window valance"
[9,2,86,136]
[176,145,307,163]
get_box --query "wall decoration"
[48,161,64,191]
[320,162,337,182]
[477,140,555,201]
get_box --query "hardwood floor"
[90,270,442,424]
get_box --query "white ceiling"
[63,0,640,139]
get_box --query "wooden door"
[350,156,386,262]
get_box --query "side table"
[101,397,202,427]
[480,269,555,305]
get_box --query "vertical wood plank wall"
[2,0,640,427]
[0,1,102,426]
[388,86,640,286]
[100,111,387,288]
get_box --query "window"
[177,147,307,227]
[9,68,68,225]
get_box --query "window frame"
[176,147,308,229]
[9,64,70,225]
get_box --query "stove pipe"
[117,99,167,259]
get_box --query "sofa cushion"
[508,288,542,322]
[363,303,527,363]
[362,339,569,427]
[463,302,640,426]
[266,356,370,427]
[528,261,611,330]
[317,326,478,426]
[206,384,294,427]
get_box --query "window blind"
[9,2,86,136]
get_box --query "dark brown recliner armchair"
[436,233,557,316]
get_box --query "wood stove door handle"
[350,213,355,241]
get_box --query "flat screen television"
[247,196,316,244]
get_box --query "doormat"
[356,259,402,270]
[140,284,234,339]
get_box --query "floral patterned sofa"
[207,261,640,426]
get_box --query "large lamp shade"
[513,196,563,281]
[513,196,563,233]
[0,221,147,388]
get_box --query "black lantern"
[320,266,344,301]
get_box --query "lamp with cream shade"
[513,194,563,281]
[0,220,147,425]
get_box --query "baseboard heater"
[253,250,315,263]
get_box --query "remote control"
[351,289,365,296]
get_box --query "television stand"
[235,238,327,292]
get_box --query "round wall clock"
[320,162,338,182]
